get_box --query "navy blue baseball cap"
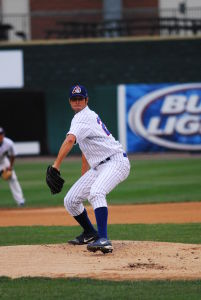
[69,85,88,99]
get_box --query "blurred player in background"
[0,127,25,206]
[51,85,130,253]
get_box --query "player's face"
[69,97,88,112]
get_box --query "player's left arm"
[81,153,89,176]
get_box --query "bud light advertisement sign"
[118,83,201,152]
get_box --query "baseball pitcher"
[46,85,130,253]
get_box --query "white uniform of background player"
[52,85,130,253]
[0,127,25,206]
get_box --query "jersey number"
[97,117,110,136]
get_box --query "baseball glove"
[0,169,12,180]
[46,165,65,194]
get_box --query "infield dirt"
[0,202,201,226]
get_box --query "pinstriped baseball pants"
[64,153,130,216]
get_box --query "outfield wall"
[0,36,200,154]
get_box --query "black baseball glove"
[46,165,65,194]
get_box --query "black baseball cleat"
[87,238,113,254]
[68,231,99,245]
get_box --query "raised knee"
[64,192,84,216]
[64,192,81,211]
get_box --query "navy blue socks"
[74,207,108,239]
[94,207,108,239]
[74,208,96,233]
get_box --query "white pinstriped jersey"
[0,137,16,164]
[68,106,125,168]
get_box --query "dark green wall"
[1,38,200,88]
[0,37,200,154]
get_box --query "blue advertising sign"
[118,83,201,152]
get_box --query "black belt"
[99,153,127,165]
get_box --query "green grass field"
[1,156,201,299]
[0,277,201,300]
[0,156,201,207]
[0,223,201,246]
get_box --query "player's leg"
[87,154,130,253]
[89,156,130,233]
[64,168,99,244]
[8,171,25,206]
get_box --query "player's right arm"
[53,134,76,171]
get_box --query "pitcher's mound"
[0,241,201,281]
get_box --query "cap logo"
[72,85,81,94]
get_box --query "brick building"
[1,0,201,41]
[0,0,159,40]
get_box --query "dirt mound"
[0,241,201,281]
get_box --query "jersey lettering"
[97,116,111,136]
